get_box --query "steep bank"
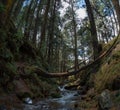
[0,27,61,109]
[73,36,120,110]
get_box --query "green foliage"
[0,29,7,43]
[0,3,5,12]
[112,51,120,60]
[0,48,13,61]
[5,62,17,75]
[94,43,120,92]
[14,30,24,41]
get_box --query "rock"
[98,90,112,110]
[74,93,79,96]
[24,97,32,104]
[0,105,7,110]
[77,86,87,95]
[87,88,95,99]
[112,76,120,90]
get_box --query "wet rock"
[77,86,87,95]
[0,105,7,110]
[24,97,32,104]
[74,93,79,96]
[98,90,112,110]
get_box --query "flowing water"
[23,86,82,110]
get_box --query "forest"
[0,0,120,110]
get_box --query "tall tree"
[39,0,51,48]
[33,0,43,44]
[0,0,15,26]
[24,0,34,41]
[12,0,25,19]
[70,0,78,70]
[47,0,57,64]
[85,0,99,60]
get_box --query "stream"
[23,86,82,110]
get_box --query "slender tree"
[33,0,43,44]
[70,0,78,70]
[24,0,34,40]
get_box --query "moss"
[94,43,120,92]
[5,62,17,75]
[23,72,59,99]
[112,51,120,60]
[103,36,120,51]
[78,99,97,109]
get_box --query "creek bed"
[23,86,82,110]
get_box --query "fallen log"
[27,32,120,78]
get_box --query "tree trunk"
[27,1,38,40]
[0,0,15,26]
[47,0,57,65]
[12,0,25,20]
[24,0,34,41]
[39,0,51,48]
[70,0,78,71]
[111,0,120,28]
[85,0,99,60]
[72,9,78,71]
[33,0,42,44]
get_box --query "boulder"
[98,90,112,110]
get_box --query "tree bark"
[24,0,34,41]
[12,0,25,20]
[71,2,78,71]
[111,0,120,28]
[33,0,42,44]
[47,0,57,65]
[85,0,99,60]
[39,0,51,48]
